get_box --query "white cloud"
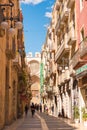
[45,12,52,18]
[20,0,44,5]
[44,24,49,29]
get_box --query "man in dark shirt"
[25,104,28,117]
[31,103,35,117]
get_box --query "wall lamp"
[58,57,69,72]
[0,0,23,36]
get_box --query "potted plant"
[73,106,80,123]
[82,107,87,126]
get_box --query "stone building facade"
[25,52,41,105]
[0,0,25,129]
[41,0,87,123]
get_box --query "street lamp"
[0,0,23,36]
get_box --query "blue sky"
[20,0,55,56]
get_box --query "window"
[80,28,84,42]
[72,13,75,29]
[80,0,83,11]
[80,28,84,51]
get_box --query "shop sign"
[76,64,87,75]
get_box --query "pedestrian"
[44,104,46,112]
[37,104,39,111]
[51,105,54,115]
[25,104,29,117]
[46,106,48,115]
[62,106,64,117]
[30,103,35,117]
[39,104,42,113]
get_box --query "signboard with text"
[76,64,87,75]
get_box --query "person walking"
[51,105,54,115]
[24,104,29,117]
[40,104,42,113]
[62,106,64,117]
[30,103,35,117]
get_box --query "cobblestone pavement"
[3,111,87,130]
[37,112,75,130]
[16,116,42,130]
[37,112,87,130]
[3,111,42,130]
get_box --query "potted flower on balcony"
[73,106,80,123]
[82,107,87,127]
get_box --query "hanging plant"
[19,71,27,86]
[73,106,80,119]
[82,107,87,121]
[18,70,27,95]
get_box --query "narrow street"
[3,111,86,130]
[1,0,87,129]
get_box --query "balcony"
[70,50,79,69]
[12,52,21,70]
[61,7,69,22]
[67,0,75,8]
[49,60,56,75]
[46,87,53,93]
[68,36,76,45]
[80,41,87,59]
[70,49,87,69]
[55,41,70,62]
[67,27,76,45]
